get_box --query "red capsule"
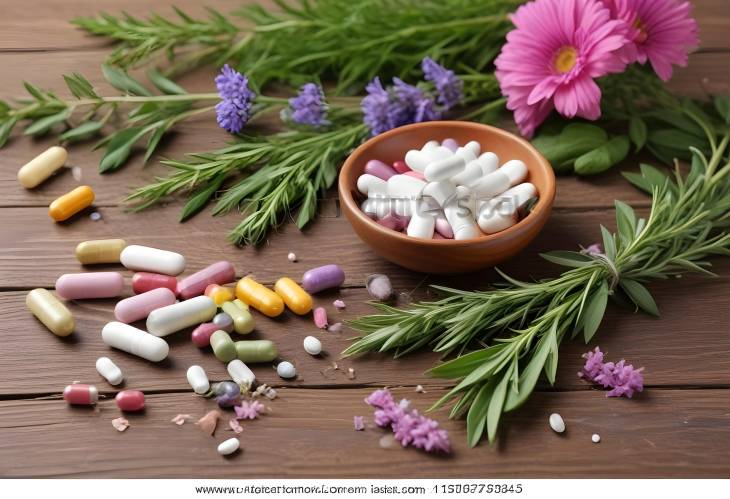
[132,272,178,295]
[191,322,219,348]
[115,390,145,412]
[392,160,411,174]
[63,384,98,405]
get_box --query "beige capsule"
[17,146,68,189]
[26,288,74,336]
[75,239,127,265]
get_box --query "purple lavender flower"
[582,243,604,256]
[215,64,255,134]
[288,83,328,126]
[362,77,393,136]
[216,64,254,102]
[579,346,605,380]
[361,77,441,136]
[215,100,248,134]
[579,347,645,398]
[421,57,463,109]
[234,400,266,420]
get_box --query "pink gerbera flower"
[602,0,699,81]
[495,0,629,138]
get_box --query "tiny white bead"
[287,252,297,262]
[217,437,240,456]
[303,336,322,355]
[592,433,601,443]
[549,413,566,433]
[277,361,297,379]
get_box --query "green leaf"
[504,335,552,412]
[180,174,226,222]
[429,347,505,379]
[620,279,660,317]
[59,121,103,143]
[615,200,637,244]
[532,123,608,170]
[466,381,493,447]
[600,225,616,261]
[0,100,10,116]
[147,68,187,95]
[63,73,98,99]
[296,182,317,229]
[0,117,18,148]
[143,123,168,164]
[23,110,70,136]
[629,116,647,152]
[99,127,147,173]
[574,135,630,175]
[23,81,46,101]
[540,250,594,268]
[638,164,668,191]
[101,64,152,96]
[713,96,730,125]
[582,280,608,343]
[486,373,509,444]
[649,129,704,157]
[622,171,651,193]
[544,322,559,385]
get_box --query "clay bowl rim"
[338,120,556,247]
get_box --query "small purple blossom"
[583,243,604,256]
[215,65,255,134]
[216,64,253,102]
[288,83,328,126]
[361,77,441,136]
[421,57,463,109]
[216,100,249,134]
[579,347,645,398]
[362,77,393,136]
[234,400,266,420]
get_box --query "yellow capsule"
[75,239,126,265]
[274,277,313,315]
[26,288,74,336]
[235,276,284,318]
[17,146,68,189]
[49,185,95,222]
[232,299,249,311]
[204,284,235,306]
[221,301,255,335]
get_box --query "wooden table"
[1,0,729,479]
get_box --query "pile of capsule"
[25,238,347,421]
[357,138,538,240]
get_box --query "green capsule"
[233,299,249,311]
[210,330,236,362]
[221,301,255,334]
[235,340,278,363]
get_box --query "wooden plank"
[1,388,729,478]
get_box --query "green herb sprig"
[344,97,730,446]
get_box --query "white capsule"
[95,357,124,386]
[455,185,477,215]
[227,359,255,386]
[361,197,389,219]
[405,146,451,172]
[217,437,240,456]
[477,152,500,175]
[477,183,537,234]
[424,155,466,182]
[450,160,483,186]
[463,140,481,157]
[422,140,439,150]
[356,174,387,196]
[120,245,186,276]
[549,413,566,433]
[501,159,528,184]
[186,365,210,394]
[146,295,216,337]
[277,361,297,379]
[407,210,435,239]
[469,169,512,198]
[17,146,68,189]
[101,321,169,362]
[444,196,481,240]
[387,175,426,198]
[422,180,456,207]
[303,335,322,355]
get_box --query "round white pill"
[95,357,124,386]
[277,361,297,379]
[217,437,240,456]
[287,252,297,262]
[549,413,566,433]
[592,433,601,443]
[303,336,322,355]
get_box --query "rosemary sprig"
[344,98,730,446]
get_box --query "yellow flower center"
[554,46,578,74]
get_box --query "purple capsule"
[364,159,397,180]
[377,213,409,232]
[215,381,241,408]
[301,264,345,293]
[213,312,234,332]
[441,138,459,152]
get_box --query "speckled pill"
[301,264,345,293]
[17,146,68,189]
[274,277,313,315]
[234,340,278,363]
[114,287,176,324]
[132,272,178,295]
[75,239,126,265]
[235,277,284,318]
[63,384,98,405]
[176,261,236,300]
[55,272,125,300]
[204,284,235,305]
[212,312,234,332]
[221,301,255,334]
[210,330,237,362]
[191,322,219,348]
[115,390,145,412]
[549,413,565,433]
[303,336,322,355]
[26,288,74,336]
[49,185,95,222]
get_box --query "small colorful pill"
[217,438,240,456]
[26,288,74,336]
[301,264,345,294]
[102,322,169,362]
[313,307,328,329]
[95,357,124,386]
[235,277,284,318]
[132,272,177,295]
[176,261,236,300]
[364,159,397,180]
[17,146,68,189]
[120,245,186,276]
[212,312,234,332]
[63,384,98,405]
[116,390,145,412]
[215,381,241,407]
[234,340,278,363]
[49,185,95,222]
[55,272,125,300]
[75,239,126,265]
[204,284,236,305]
[191,322,219,348]
[277,361,297,379]
[221,301,255,334]
[274,277,313,315]
[186,365,210,394]
[210,330,237,362]
[392,160,410,174]
[114,287,176,324]
[303,336,322,355]
[146,295,216,337]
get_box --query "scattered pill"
[303,336,322,355]
[89,211,102,221]
[102,321,169,362]
[232,299,249,311]
[217,438,240,456]
[549,413,566,433]
[212,312,234,332]
[214,381,241,407]
[205,284,235,305]
[146,295,216,337]
[71,165,83,181]
[592,433,601,443]
[55,272,124,300]
[49,185,95,222]
[75,239,126,265]
[95,357,124,386]
[191,322,220,347]
[234,340,278,363]
[277,361,297,379]
[274,277,313,315]
[221,301,255,334]
[366,274,394,301]
[210,330,237,362]
[114,287,177,324]
[120,245,186,276]
[111,417,130,432]
[63,384,98,405]
[227,359,255,386]
[235,276,285,318]
[17,146,68,189]
[364,159,397,180]
[26,288,74,336]
[186,365,210,394]
[132,272,178,295]
[302,264,345,294]
[313,307,328,329]
[327,322,343,333]
[333,299,346,310]
[176,261,236,300]
[287,252,297,262]
[116,390,145,412]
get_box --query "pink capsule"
[377,213,409,232]
[63,384,98,405]
[442,138,459,152]
[313,307,328,329]
[176,261,236,300]
[114,287,177,323]
[392,160,411,174]
[403,170,426,180]
[191,322,219,348]
[132,272,177,295]
[55,272,124,300]
[116,390,145,412]
[433,232,446,239]
[364,159,397,180]
[435,217,454,239]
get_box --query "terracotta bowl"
[338,121,556,274]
